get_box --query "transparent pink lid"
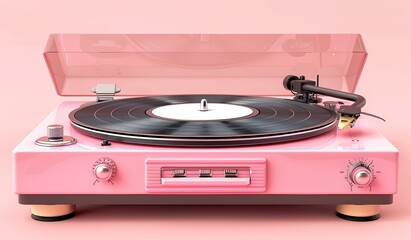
[44,34,367,96]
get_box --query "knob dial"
[93,158,117,181]
[47,124,64,141]
[350,166,372,186]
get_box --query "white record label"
[150,103,255,121]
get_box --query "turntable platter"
[69,95,338,147]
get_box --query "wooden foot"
[336,204,380,221]
[31,204,76,221]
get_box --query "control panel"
[145,158,266,193]
[160,167,251,186]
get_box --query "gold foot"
[336,204,380,221]
[31,205,76,221]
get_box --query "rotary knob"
[350,166,372,186]
[47,124,64,141]
[93,158,117,182]
[35,124,76,147]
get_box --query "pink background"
[0,0,410,239]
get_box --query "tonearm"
[283,75,383,129]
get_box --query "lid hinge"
[92,84,121,102]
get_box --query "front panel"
[13,151,397,195]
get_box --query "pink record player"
[12,34,398,222]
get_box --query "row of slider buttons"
[172,169,238,178]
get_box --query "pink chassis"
[13,102,398,221]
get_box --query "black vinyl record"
[69,95,337,147]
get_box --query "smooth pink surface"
[44,34,366,96]
[1,1,411,239]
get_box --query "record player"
[12,34,398,222]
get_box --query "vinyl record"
[69,95,338,146]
